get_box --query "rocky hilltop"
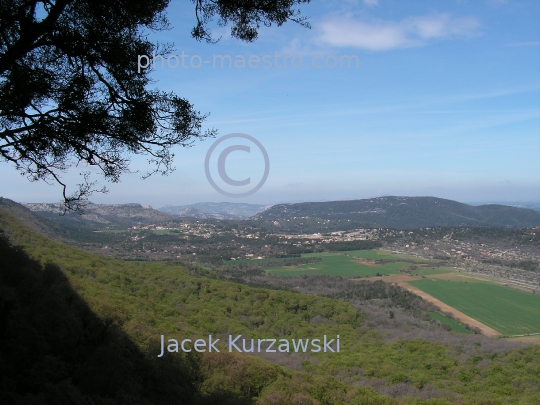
[22,201,175,227]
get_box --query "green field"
[410,279,540,335]
[264,252,413,277]
[262,250,453,278]
[428,312,473,334]
[225,257,301,265]
[410,268,454,276]
[343,249,428,262]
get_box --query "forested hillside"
[254,197,540,232]
[1,208,540,404]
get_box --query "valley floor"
[355,273,502,337]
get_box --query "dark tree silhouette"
[192,0,310,43]
[0,0,310,210]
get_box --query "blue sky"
[2,0,539,207]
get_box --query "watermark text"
[138,51,359,73]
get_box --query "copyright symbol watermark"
[204,133,269,198]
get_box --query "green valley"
[2,206,540,404]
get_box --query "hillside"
[0,208,391,404]
[0,197,69,240]
[22,201,175,228]
[2,206,540,404]
[253,196,540,232]
[473,202,540,212]
[160,202,268,220]
[0,197,135,248]
[0,197,107,244]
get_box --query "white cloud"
[318,13,481,50]
[363,0,379,6]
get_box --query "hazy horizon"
[12,195,540,210]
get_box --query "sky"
[1,0,539,207]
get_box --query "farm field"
[410,279,540,336]
[343,249,428,262]
[409,268,454,276]
[225,257,301,265]
[428,312,473,334]
[265,251,415,277]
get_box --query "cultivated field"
[241,249,539,338]
[264,250,454,277]
[264,252,414,277]
[226,257,300,265]
[343,249,428,262]
[409,279,540,336]
[361,273,502,336]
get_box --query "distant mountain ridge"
[253,196,540,230]
[159,202,268,219]
[21,201,175,227]
[13,197,540,231]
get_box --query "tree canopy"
[0,0,310,210]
